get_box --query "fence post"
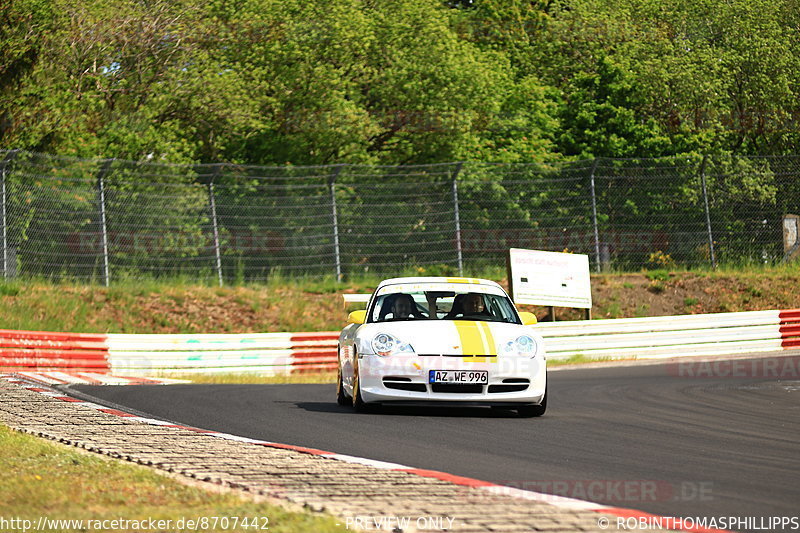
[452,162,464,276]
[1,150,19,280]
[208,164,224,287]
[330,165,344,282]
[699,155,717,269]
[589,158,602,272]
[96,159,113,287]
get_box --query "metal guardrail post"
[699,155,717,269]
[1,150,19,280]
[208,164,224,287]
[452,162,464,276]
[96,159,113,286]
[589,158,602,272]
[330,165,344,282]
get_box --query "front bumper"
[357,354,546,405]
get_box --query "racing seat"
[378,294,399,321]
[443,294,467,319]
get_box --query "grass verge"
[547,354,619,367]
[0,424,347,533]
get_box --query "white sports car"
[337,277,547,417]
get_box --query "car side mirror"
[348,310,367,324]
[518,311,537,325]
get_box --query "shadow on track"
[294,402,523,418]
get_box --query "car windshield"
[369,288,520,324]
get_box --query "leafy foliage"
[1,0,798,164]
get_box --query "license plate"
[429,370,488,384]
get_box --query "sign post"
[507,248,592,321]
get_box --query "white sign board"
[508,248,592,309]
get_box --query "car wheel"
[517,387,547,418]
[336,348,349,406]
[351,356,369,412]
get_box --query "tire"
[351,355,369,412]
[336,349,349,406]
[517,387,547,418]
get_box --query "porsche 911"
[337,277,547,417]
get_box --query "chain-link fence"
[1,150,798,284]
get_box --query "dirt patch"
[91,287,349,334]
[523,272,800,322]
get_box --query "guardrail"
[536,309,800,360]
[1,309,799,375]
[106,332,338,375]
[0,329,110,370]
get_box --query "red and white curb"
[1,374,726,533]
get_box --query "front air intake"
[431,383,483,393]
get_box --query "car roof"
[375,276,504,290]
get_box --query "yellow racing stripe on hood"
[453,321,497,361]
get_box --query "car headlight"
[371,333,415,357]
[503,335,539,358]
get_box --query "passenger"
[445,293,491,319]
[462,293,487,315]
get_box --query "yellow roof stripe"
[445,277,484,284]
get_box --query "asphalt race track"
[72,354,800,523]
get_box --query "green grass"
[678,260,800,277]
[644,269,670,281]
[548,354,619,366]
[0,281,21,297]
[0,425,347,533]
[593,259,800,279]
[598,301,623,319]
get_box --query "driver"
[391,294,418,319]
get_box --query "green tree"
[0,0,55,146]
[227,0,511,165]
[556,56,671,158]
[538,0,800,157]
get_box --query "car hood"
[357,320,542,357]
